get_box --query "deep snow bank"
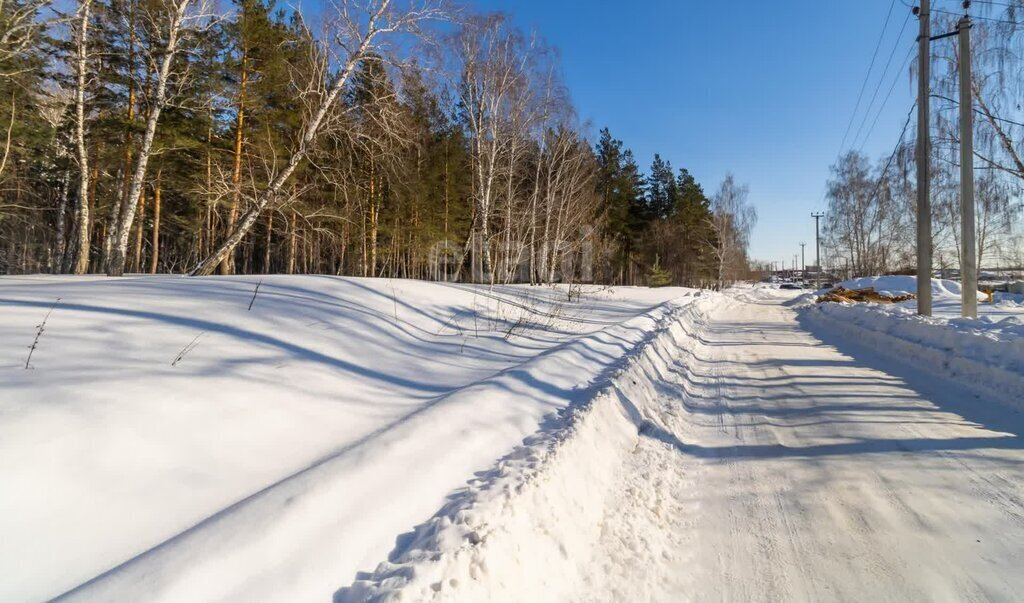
[337,295,719,602]
[0,276,692,601]
[799,301,1024,406]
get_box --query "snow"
[338,296,715,602]
[344,287,1024,601]
[800,275,1024,405]
[5,276,1022,601]
[0,275,692,602]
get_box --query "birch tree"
[188,0,445,276]
[0,0,49,79]
[453,14,532,282]
[932,10,1024,269]
[708,173,756,288]
[71,0,94,274]
[105,0,212,275]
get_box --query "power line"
[816,0,901,209]
[864,101,917,207]
[820,101,914,233]
[851,12,913,150]
[933,4,1019,24]
[968,0,1020,8]
[900,0,1021,24]
[969,0,1019,8]
[857,44,916,154]
[836,0,900,157]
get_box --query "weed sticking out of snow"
[23,297,59,369]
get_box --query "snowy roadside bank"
[337,295,719,602]
[0,276,696,601]
[797,278,1024,406]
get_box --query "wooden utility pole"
[916,0,933,315]
[812,212,824,287]
[958,15,977,317]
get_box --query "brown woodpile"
[816,287,917,304]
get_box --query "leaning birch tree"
[188,0,445,276]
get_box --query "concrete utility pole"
[800,242,806,274]
[916,0,934,315]
[812,212,824,287]
[958,14,977,318]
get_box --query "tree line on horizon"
[0,0,756,287]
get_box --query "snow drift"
[336,295,720,602]
[0,275,692,601]
[800,280,1024,406]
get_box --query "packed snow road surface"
[580,290,1024,601]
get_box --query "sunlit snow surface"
[0,275,691,601]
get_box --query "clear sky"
[468,0,921,268]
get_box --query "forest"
[0,0,756,286]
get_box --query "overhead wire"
[835,0,900,157]
[815,0,901,209]
[864,101,918,206]
[857,44,916,154]
[850,12,914,150]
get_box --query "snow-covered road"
[580,292,1024,601]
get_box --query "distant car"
[779,283,801,290]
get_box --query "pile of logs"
[816,287,917,304]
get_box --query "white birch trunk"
[107,0,193,276]
[72,0,93,275]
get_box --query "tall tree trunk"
[369,162,378,276]
[53,169,70,273]
[119,0,138,250]
[148,170,161,273]
[132,185,146,272]
[107,0,194,276]
[287,210,296,274]
[361,210,367,277]
[71,0,93,275]
[221,42,247,275]
[201,117,213,258]
[263,210,272,273]
[0,91,13,181]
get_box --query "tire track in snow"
[576,289,1024,602]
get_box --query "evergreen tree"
[646,153,678,220]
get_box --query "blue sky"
[469,0,920,267]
